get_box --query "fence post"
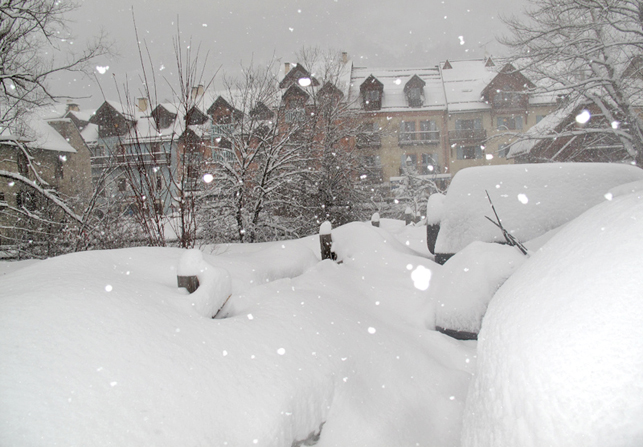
[404,207,414,225]
[177,249,202,293]
[319,221,336,261]
[371,212,380,227]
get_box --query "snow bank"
[430,242,526,333]
[435,163,643,254]
[461,191,643,446]
[1,225,473,447]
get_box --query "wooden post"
[319,221,336,261]
[177,275,199,293]
[371,212,380,227]
[404,207,413,225]
[177,249,202,293]
[426,223,440,254]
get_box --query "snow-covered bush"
[435,163,643,256]
[461,191,643,446]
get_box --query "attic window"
[404,75,426,108]
[360,75,384,111]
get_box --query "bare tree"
[200,60,313,243]
[100,22,216,248]
[0,0,110,128]
[290,46,370,232]
[502,0,643,165]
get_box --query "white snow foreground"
[461,191,643,446]
[0,222,474,447]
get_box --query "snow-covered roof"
[121,116,182,144]
[81,123,99,144]
[508,97,586,158]
[0,114,77,153]
[348,66,447,112]
[439,59,499,113]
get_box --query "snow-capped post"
[404,207,414,225]
[177,249,202,293]
[371,212,380,227]
[319,221,336,261]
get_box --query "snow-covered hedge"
[435,162,643,254]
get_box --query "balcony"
[398,130,440,146]
[211,123,235,137]
[448,129,487,142]
[356,132,381,148]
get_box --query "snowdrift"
[0,223,472,447]
[461,190,643,446]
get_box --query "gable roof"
[480,63,536,99]
[1,114,78,153]
[279,64,320,89]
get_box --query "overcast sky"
[51,0,530,109]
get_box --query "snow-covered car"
[461,178,643,446]
[433,162,643,264]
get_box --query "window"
[498,144,510,158]
[365,90,380,102]
[55,156,64,180]
[357,122,380,147]
[407,87,423,107]
[118,178,127,192]
[17,190,36,211]
[421,153,438,174]
[399,121,416,143]
[493,91,524,108]
[0,192,5,209]
[285,108,306,123]
[400,153,418,174]
[17,152,28,176]
[457,146,483,160]
[154,199,163,215]
[419,120,438,142]
[455,118,482,130]
[536,115,545,123]
[497,116,523,130]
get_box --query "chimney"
[191,84,204,100]
[341,52,348,64]
[137,97,148,113]
[66,100,79,113]
[284,62,291,75]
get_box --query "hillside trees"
[502,0,643,165]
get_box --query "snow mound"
[1,226,473,447]
[461,191,643,446]
[430,242,526,333]
[426,193,446,225]
[435,163,643,254]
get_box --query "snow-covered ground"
[2,183,643,446]
[1,220,474,447]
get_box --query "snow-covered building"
[0,111,93,247]
[347,58,558,189]
[86,99,182,216]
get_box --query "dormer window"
[404,75,426,108]
[360,75,384,111]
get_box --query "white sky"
[50,0,530,109]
